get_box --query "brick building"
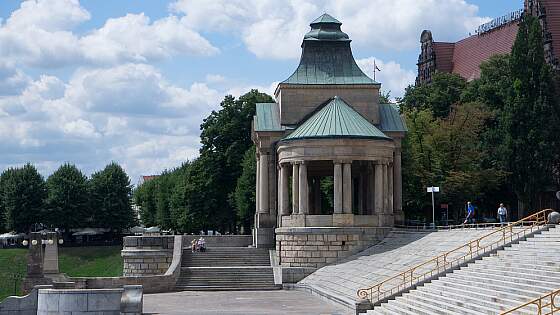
[417,0,560,85]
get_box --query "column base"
[332,213,354,226]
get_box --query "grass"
[0,245,123,301]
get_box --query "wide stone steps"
[368,225,559,315]
[177,247,279,291]
[181,247,270,267]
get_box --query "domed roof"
[282,96,390,141]
[304,13,349,42]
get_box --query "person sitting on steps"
[197,237,206,252]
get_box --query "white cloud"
[356,57,416,99]
[0,0,218,68]
[172,0,489,59]
[0,62,31,95]
[80,14,218,65]
[0,63,224,181]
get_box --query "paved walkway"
[143,290,349,315]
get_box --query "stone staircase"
[176,247,280,291]
[367,225,560,314]
[298,228,494,311]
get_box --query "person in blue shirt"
[463,201,475,224]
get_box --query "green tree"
[401,72,467,118]
[0,168,17,232]
[233,147,256,233]
[401,104,507,221]
[197,89,273,232]
[134,178,158,227]
[89,162,135,230]
[45,163,90,231]
[1,164,46,232]
[505,15,560,216]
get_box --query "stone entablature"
[275,227,390,268]
[122,236,174,276]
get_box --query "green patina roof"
[282,14,378,85]
[283,96,390,141]
[254,103,283,132]
[379,104,408,132]
[310,13,342,25]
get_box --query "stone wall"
[122,236,174,276]
[275,227,390,269]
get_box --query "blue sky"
[0,0,523,183]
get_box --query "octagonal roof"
[283,96,390,141]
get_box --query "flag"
[374,61,381,72]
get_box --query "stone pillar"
[394,149,403,214]
[382,163,388,213]
[292,162,299,214]
[343,162,352,214]
[374,162,383,214]
[280,164,290,216]
[43,232,59,274]
[367,163,375,215]
[334,161,343,214]
[313,178,321,215]
[388,163,394,215]
[256,155,260,214]
[299,162,309,214]
[259,154,269,214]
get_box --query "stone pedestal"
[275,227,390,269]
[332,213,354,226]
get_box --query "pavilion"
[252,14,407,273]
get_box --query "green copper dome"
[282,96,390,141]
[282,14,378,85]
[304,13,349,42]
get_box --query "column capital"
[293,160,306,165]
[333,159,352,164]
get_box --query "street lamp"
[427,186,440,228]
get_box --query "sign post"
[427,186,440,227]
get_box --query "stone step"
[445,272,557,293]
[428,278,541,303]
[417,281,535,314]
[461,265,560,283]
[436,275,547,299]
[410,285,505,314]
[397,291,484,315]
[469,263,560,277]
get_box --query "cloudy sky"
[0,0,522,183]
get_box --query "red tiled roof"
[433,43,455,73]
[542,0,560,64]
[433,23,519,81]
[142,175,159,181]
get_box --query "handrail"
[500,288,560,315]
[357,209,554,304]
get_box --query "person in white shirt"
[497,203,507,226]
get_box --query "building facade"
[251,14,407,273]
[417,0,560,84]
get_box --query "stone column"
[299,161,309,214]
[333,161,343,214]
[256,155,260,214]
[374,162,383,214]
[394,149,403,214]
[343,162,352,214]
[280,164,290,216]
[313,178,321,215]
[388,163,394,215]
[292,162,299,214]
[382,163,388,213]
[259,154,269,214]
[367,163,375,215]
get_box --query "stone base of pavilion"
[275,215,392,283]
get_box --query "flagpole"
[373,60,376,81]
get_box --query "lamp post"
[427,186,440,228]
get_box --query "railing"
[357,209,554,304]
[501,288,560,315]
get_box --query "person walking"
[463,201,475,224]
[497,203,508,226]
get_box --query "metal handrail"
[500,288,560,315]
[357,209,554,304]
